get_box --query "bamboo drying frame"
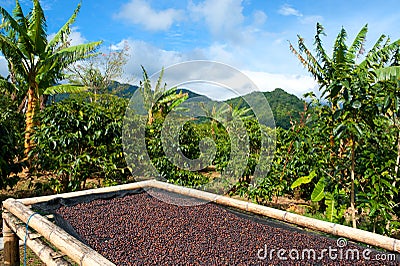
[2,179,399,265]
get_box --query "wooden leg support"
[3,216,20,266]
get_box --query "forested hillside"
[227,88,305,129]
[109,84,305,129]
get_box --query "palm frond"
[393,48,400,65]
[378,39,400,64]
[47,41,102,69]
[0,34,29,74]
[166,92,188,111]
[359,35,388,69]
[366,34,387,58]
[43,84,88,95]
[140,66,154,109]
[332,27,348,65]
[289,36,324,83]
[374,66,400,82]
[159,87,178,98]
[46,3,81,52]
[232,104,253,121]
[347,24,368,63]
[0,5,31,45]
[154,67,166,98]
[299,38,324,77]
[213,103,232,121]
[362,39,400,68]
[27,0,47,54]
[157,88,187,105]
[314,23,331,67]
[141,65,149,81]
[12,0,28,33]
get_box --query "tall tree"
[140,66,188,125]
[0,0,102,156]
[66,41,131,102]
[290,23,400,228]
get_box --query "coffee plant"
[31,94,130,192]
[0,95,24,188]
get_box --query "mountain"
[226,88,305,129]
[176,88,203,99]
[112,83,202,99]
[108,81,139,98]
[49,81,304,129]
[117,84,304,129]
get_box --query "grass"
[0,246,45,266]
[1,244,79,265]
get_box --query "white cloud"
[206,43,237,65]
[0,56,9,78]
[110,38,318,100]
[47,27,87,47]
[67,27,87,46]
[243,70,318,98]
[115,0,183,31]
[301,15,324,25]
[277,4,323,26]
[189,0,246,43]
[253,10,267,26]
[278,4,303,17]
[112,39,204,83]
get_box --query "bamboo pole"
[19,179,154,205]
[2,212,71,266]
[150,181,220,203]
[150,180,400,253]
[3,199,115,266]
[3,213,19,266]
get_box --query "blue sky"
[1,0,400,99]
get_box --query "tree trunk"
[350,136,356,228]
[24,87,38,157]
[147,108,153,125]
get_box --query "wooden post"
[2,212,71,266]
[3,199,115,266]
[3,215,20,266]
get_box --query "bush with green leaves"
[32,94,130,192]
[145,118,210,187]
[0,95,24,188]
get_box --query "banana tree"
[290,23,400,228]
[140,66,188,125]
[0,0,102,156]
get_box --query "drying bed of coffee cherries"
[55,189,397,265]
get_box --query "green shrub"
[0,95,24,188]
[32,94,130,192]
[145,118,209,187]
